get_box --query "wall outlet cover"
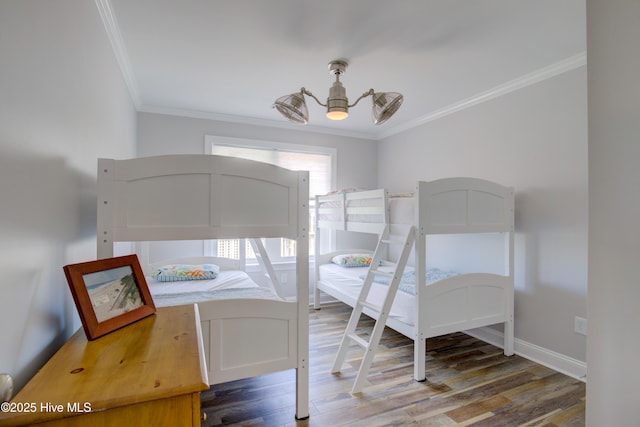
[574,317,587,335]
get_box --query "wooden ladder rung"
[347,332,370,349]
[382,235,406,244]
[369,269,393,278]
[359,300,382,313]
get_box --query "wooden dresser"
[0,305,209,426]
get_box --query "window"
[205,136,335,262]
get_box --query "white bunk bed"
[97,154,310,419]
[314,178,514,387]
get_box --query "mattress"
[318,263,416,326]
[148,270,280,307]
[318,263,458,327]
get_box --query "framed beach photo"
[64,254,156,340]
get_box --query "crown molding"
[95,0,141,108]
[377,51,587,140]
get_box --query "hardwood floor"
[201,302,585,426]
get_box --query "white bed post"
[136,242,151,275]
[96,158,114,260]
[504,189,515,356]
[503,229,515,356]
[414,182,427,382]
[296,171,310,420]
[313,195,321,309]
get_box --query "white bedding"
[148,270,281,306]
[318,264,416,326]
[318,263,459,327]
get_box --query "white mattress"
[148,270,280,307]
[318,263,416,326]
[317,262,458,327]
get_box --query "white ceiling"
[103,0,586,140]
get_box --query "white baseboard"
[465,326,587,383]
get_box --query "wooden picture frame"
[64,254,156,340]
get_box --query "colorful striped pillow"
[331,254,373,268]
[151,264,220,282]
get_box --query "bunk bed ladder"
[331,225,416,393]
[248,238,286,299]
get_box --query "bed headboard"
[97,155,309,259]
[417,178,514,234]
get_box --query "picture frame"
[64,254,156,340]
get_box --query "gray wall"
[0,0,137,392]
[378,68,588,366]
[586,1,640,425]
[137,112,378,192]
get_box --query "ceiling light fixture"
[273,60,403,125]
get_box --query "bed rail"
[315,189,388,236]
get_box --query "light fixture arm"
[348,89,375,108]
[300,87,327,107]
[300,87,377,108]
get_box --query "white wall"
[0,0,137,392]
[378,68,588,368]
[586,2,640,425]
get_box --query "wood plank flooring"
[201,302,585,426]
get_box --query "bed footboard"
[196,299,298,384]
[423,273,514,351]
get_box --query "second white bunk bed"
[314,178,515,390]
[97,154,310,419]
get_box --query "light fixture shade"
[274,93,308,124]
[372,92,403,125]
[326,109,349,121]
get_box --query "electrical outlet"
[574,317,587,335]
